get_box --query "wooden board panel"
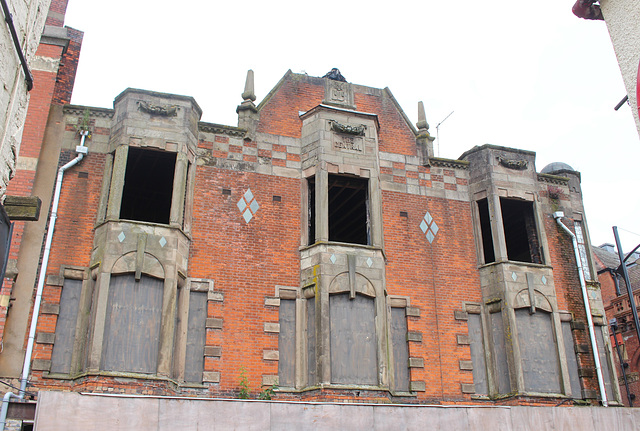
[50,279,82,374]
[101,274,163,373]
[330,293,377,385]
[491,311,511,394]
[278,299,296,387]
[391,307,409,392]
[562,321,582,398]
[516,309,561,394]
[468,313,488,394]
[185,291,206,383]
[307,299,316,386]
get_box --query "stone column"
[157,274,177,377]
[315,169,329,242]
[170,151,188,228]
[106,145,128,221]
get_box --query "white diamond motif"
[366,257,373,268]
[118,232,126,243]
[511,272,517,282]
[330,254,337,264]
[237,188,260,223]
[420,211,440,244]
[159,237,167,248]
[541,275,547,285]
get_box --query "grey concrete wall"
[35,390,640,430]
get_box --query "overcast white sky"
[64,1,640,253]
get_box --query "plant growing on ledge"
[238,367,250,399]
[75,107,92,139]
[258,385,277,400]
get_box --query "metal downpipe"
[553,211,608,406]
[0,132,89,430]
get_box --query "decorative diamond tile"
[426,231,435,243]
[330,254,337,264]
[118,232,126,243]
[237,188,260,223]
[366,257,373,268]
[243,209,253,223]
[159,236,167,248]
[419,220,428,233]
[511,272,517,282]
[420,211,440,244]
[541,275,547,285]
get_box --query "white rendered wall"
[601,0,640,139]
[0,0,51,197]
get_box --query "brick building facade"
[1,68,633,427]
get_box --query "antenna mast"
[435,111,454,157]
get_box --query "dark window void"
[500,198,542,264]
[328,175,369,245]
[308,177,315,245]
[120,147,176,224]
[477,199,495,263]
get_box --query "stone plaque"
[333,135,364,154]
[323,80,355,109]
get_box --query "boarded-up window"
[307,298,316,386]
[595,325,614,401]
[468,313,488,394]
[330,293,377,385]
[278,298,296,387]
[516,309,561,393]
[561,321,582,398]
[391,307,409,392]
[50,279,83,374]
[102,274,163,374]
[491,311,511,394]
[184,291,207,383]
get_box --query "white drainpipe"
[0,132,89,430]
[553,211,608,407]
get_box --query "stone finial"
[241,69,256,102]
[416,101,429,132]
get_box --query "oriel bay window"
[476,197,543,265]
[308,174,370,246]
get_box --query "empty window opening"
[120,147,176,224]
[477,199,495,264]
[500,198,542,264]
[307,177,316,245]
[328,175,369,245]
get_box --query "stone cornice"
[198,122,246,137]
[429,157,470,170]
[537,173,569,186]
[63,105,114,118]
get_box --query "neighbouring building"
[1,68,638,429]
[0,0,50,198]
[573,0,640,138]
[595,243,640,406]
